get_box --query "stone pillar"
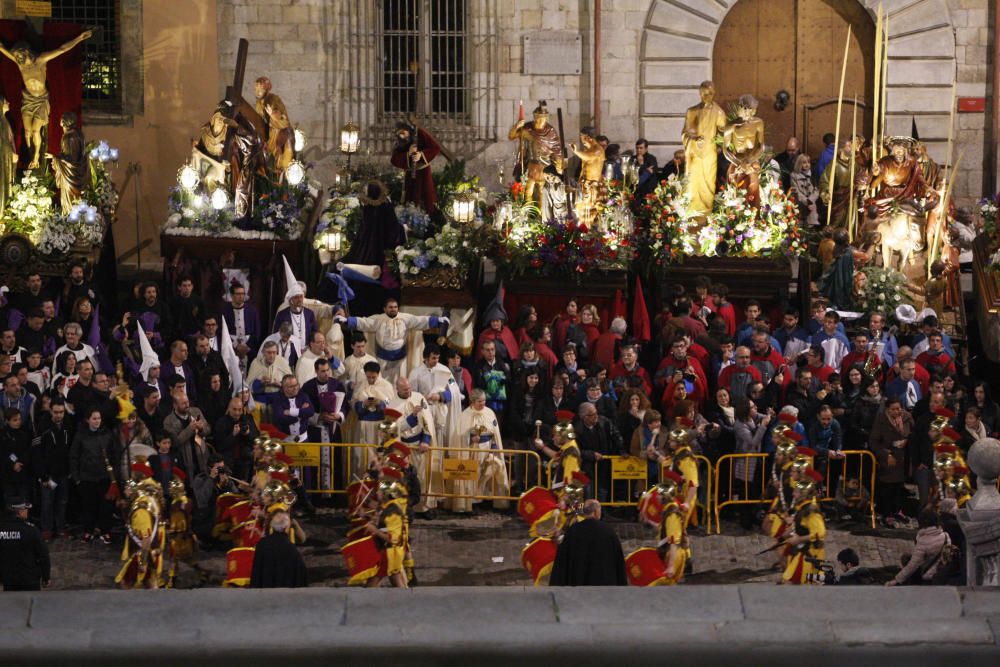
[958,437,1000,587]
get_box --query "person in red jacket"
[717,346,762,402]
[916,331,957,377]
[801,345,835,388]
[709,283,736,337]
[690,275,716,318]
[552,299,579,353]
[609,344,652,396]
[840,331,880,380]
[390,121,442,215]
[592,316,626,371]
[476,296,519,364]
[528,323,560,371]
[654,336,707,394]
[577,304,603,357]
[749,327,790,391]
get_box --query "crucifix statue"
[0,30,92,169]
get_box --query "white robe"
[449,405,510,511]
[349,377,396,481]
[389,391,440,510]
[349,313,436,384]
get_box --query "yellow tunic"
[381,498,408,576]
[115,508,164,588]
[672,447,700,528]
[658,505,687,585]
[782,500,826,584]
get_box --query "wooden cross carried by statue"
[222,38,266,159]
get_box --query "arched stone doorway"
[640,0,956,161]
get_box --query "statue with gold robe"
[254,76,294,174]
[681,81,726,216]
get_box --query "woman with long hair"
[969,381,1000,434]
[617,388,651,449]
[842,365,865,411]
[848,376,884,449]
[703,386,736,460]
[513,304,538,346]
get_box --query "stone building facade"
[0,0,992,257]
[218,0,993,204]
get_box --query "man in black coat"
[573,402,624,502]
[250,510,307,588]
[549,500,626,586]
[0,498,50,591]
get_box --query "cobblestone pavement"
[42,505,916,589]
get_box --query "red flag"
[632,276,651,343]
[612,288,627,320]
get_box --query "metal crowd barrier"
[284,442,542,503]
[544,454,714,532]
[713,450,878,534]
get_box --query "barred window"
[382,0,466,117]
[49,0,121,112]
[340,0,497,156]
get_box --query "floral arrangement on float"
[979,195,997,243]
[313,190,361,257]
[637,170,806,271]
[1,140,118,259]
[854,265,911,318]
[164,161,317,240]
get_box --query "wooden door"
[713,0,874,158]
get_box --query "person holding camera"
[213,397,259,482]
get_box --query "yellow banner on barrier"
[611,456,648,480]
[443,458,479,481]
[284,443,324,467]
[16,0,52,16]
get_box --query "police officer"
[0,498,50,591]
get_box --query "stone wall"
[217,0,338,165]
[324,0,989,203]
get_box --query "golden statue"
[681,81,726,215]
[570,126,605,227]
[254,76,293,174]
[0,30,92,169]
[721,94,766,206]
[509,100,563,206]
[47,112,88,215]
